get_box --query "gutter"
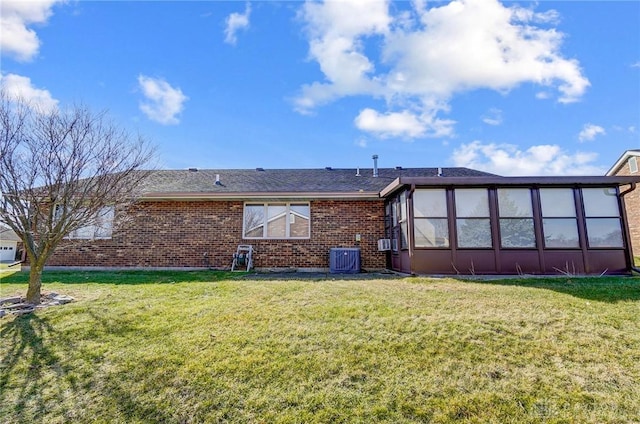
[619,182,640,274]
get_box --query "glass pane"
[399,192,407,221]
[290,204,310,238]
[244,204,264,238]
[391,202,398,226]
[498,188,532,217]
[540,188,576,217]
[400,222,408,249]
[290,204,309,219]
[267,204,287,238]
[582,188,620,217]
[457,218,492,248]
[586,218,623,248]
[500,218,535,248]
[543,218,579,248]
[414,218,449,247]
[94,206,114,238]
[455,189,489,217]
[414,189,447,217]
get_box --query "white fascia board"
[606,150,640,176]
[140,191,382,201]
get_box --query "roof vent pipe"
[215,174,222,185]
[372,154,379,178]
[356,167,361,177]
[437,167,443,177]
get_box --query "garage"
[0,227,20,263]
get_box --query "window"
[540,188,579,248]
[66,206,114,240]
[413,189,449,247]
[497,188,535,248]
[455,188,492,248]
[629,157,638,174]
[398,191,408,249]
[582,188,623,248]
[243,202,310,239]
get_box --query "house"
[606,149,640,258]
[46,163,640,275]
[0,226,21,263]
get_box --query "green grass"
[2,271,639,423]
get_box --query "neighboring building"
[607,149,640,258]
[0,226,21,263]
[46,165,640,275]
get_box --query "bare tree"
[0,93,154,304]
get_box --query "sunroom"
[380,176,639,275]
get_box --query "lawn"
[1,271,639,423]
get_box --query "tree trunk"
[26,263,43,304]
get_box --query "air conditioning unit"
[377,239,391,251]
[330,248,361,274]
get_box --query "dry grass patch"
[1,271,639,423]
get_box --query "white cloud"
[578,123,605,142]
[0,73,58,112]
[631,61,640,68]
[224,3,251,45]
[137,75,188,125]
[0,0,62,62]
[295,0,391,112]
[451,141,606,176]
[482,108,502,126]
[354,107,454,138]
[295,0,589,139]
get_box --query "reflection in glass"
[543,218,579,248]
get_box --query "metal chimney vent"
[372,154,379,177]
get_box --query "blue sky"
[1,0,638,175]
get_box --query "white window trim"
[242,202,310,240]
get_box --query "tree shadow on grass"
[0,314,71,423]
[0,269,239,285]
[0,309,181,423]
[457,276,640,303]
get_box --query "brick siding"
[47,199,388,270]
[613,160,640,257]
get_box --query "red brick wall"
[614,159,640,257]
[47,199,388,270]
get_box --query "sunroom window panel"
[498,189,533,217]
[582,188,620,217]
[455,189,491,248]
[540,188,576,217]
[414,189,447,217]
[414,218,449,247]
[542,218,579,248]
[455,189,489,217]
[499,219,535,248]
[457,218,492,248]
[586,218,623,248]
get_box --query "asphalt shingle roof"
[140,167,496,195]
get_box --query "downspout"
[619,182,640,274]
